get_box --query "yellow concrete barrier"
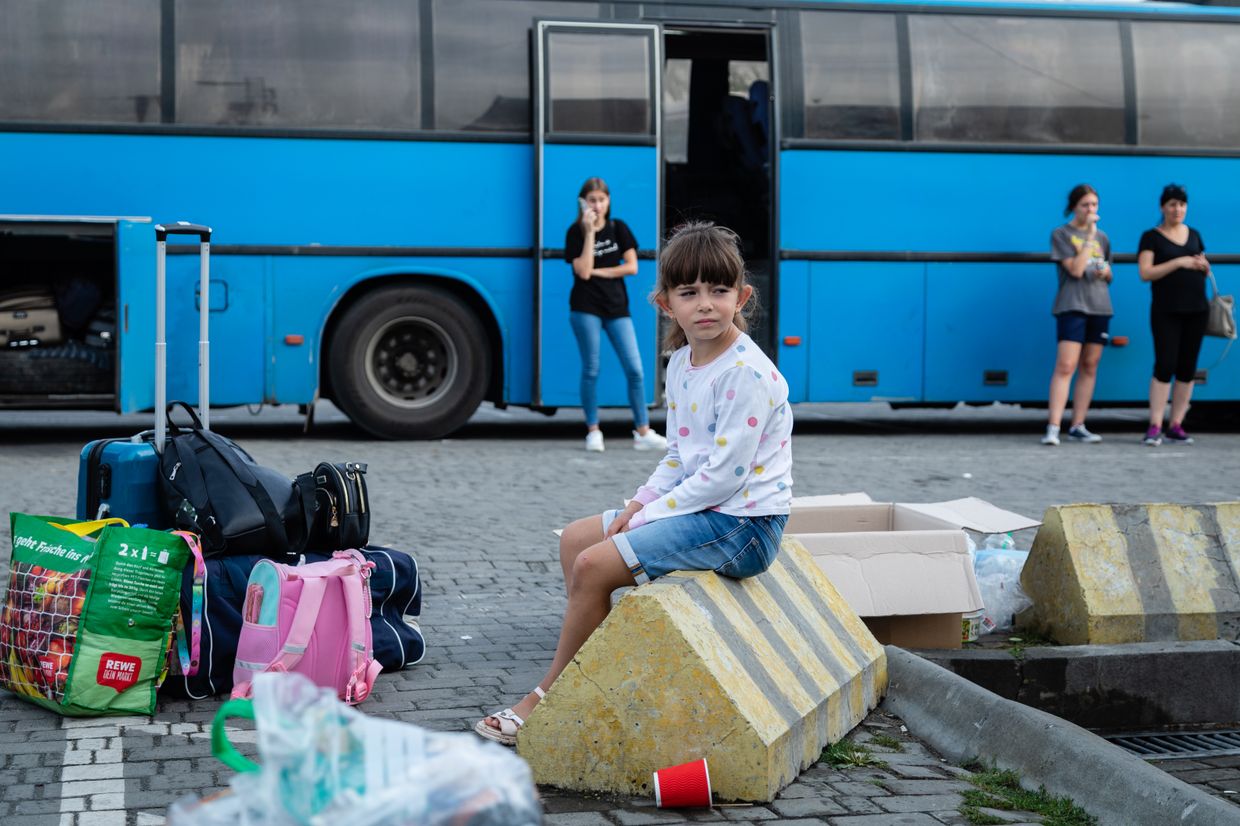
[517,538,887,802]
[1020,503,1240,645]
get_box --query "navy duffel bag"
[161,545,424,700]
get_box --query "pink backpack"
[231,550,383,704]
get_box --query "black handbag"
[306,461,370,551]
[159,402,315,558]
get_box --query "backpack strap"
[268,575,329,675]
[167,439,224,549]
[172,531,205,677]
[336,551,380,702]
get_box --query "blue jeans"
[569,311,648,428]
[603,509,787,585]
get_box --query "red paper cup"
[653,758,712,808]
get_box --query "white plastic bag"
[972,543,1032,633]
[169,672,542,826]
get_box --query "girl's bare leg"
[559,514,605,591]
[484,538,636,728]
[1069,343,1103,428]
[1047,341,1082,426]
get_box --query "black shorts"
[1056,312,1110,344]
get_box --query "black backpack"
[159,403,314,558]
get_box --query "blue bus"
[2,0,1238,438]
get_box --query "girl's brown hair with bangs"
[654,222,755,351]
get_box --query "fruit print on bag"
[0,563,90,704]
[3,513,189,716]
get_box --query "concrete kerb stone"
[881,645,1240,826]
[1020,502,1240,645]
[519,539,887,802]
[918,640,1240,730]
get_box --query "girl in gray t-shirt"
[1042,184,1113,446]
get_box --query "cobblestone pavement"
[0,401,1238,824]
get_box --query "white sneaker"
[1067,424,1103,443]
[1041,425,1060,446]
[632,429,667,451]
[585,430,604,452]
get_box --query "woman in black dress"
[1137,184,1211,445]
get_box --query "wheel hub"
[364,317,457,409]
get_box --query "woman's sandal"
[474,686,546,747]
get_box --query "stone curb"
[881,645,1240,826]
[915,640,1240,730]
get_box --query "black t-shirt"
[1139,227,1209,313]
[564,218,638,319]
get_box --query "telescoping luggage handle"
[154,222,212,455]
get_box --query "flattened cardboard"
[899,497,1041,534]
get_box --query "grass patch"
[820,740,888,769]
[1007,629,1057,659]
[959,768,1096,826]
[869,733,905,752]
[959,806,1007,826]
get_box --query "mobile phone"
[578,197,590,213]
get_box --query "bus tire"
[328,285,490,440]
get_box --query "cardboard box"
[787,493,1039,649]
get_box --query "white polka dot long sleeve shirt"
[629,333,793,529]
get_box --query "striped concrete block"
[1019,503,1240,645]
[517,538,886,802]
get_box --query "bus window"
[1132,21,1240,148]
[798,11,901,141]
[546,30,653,134]
[175,0,421,130]
[431,0,599,133]
[909,15,1124,145]
[0,0,160,124]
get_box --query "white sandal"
[474,686,545,747]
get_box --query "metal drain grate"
[1105,730,1240,760]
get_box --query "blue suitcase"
[76,435,163,526]
[76,222,212,525]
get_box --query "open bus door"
[533,21,662,410]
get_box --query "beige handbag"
[1206,272,1236,340]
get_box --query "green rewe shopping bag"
[1,513,190,716]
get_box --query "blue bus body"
[2,0,1238,436]
[778,150,1240,404]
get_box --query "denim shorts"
[603,509,787,585]
[1056,311,1110,344]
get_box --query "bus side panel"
[268,256,531,405]
[807,262,925,402]
[925,263,1051,401]
[781,150,1240,255]
[0,134,534,249]
[117,234,265,412]
[1093,261,1155,402]
[776,260,809,402]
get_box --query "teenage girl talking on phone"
[564,177,666,453]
